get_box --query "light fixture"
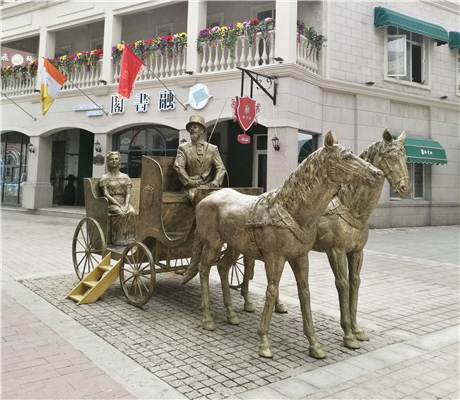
[99,80,108,85]
[28,143,35,153]
[271,135,280,151]
[274,57,284,63]
[94,140,102,153]
[440,95,448,100]
[180,138,187,144]
[365,81,375,86]
[185,71,194,75]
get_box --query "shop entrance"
[51,129,93,206]
[208,120,267,191]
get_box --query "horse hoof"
[309,345,327,359]
[344,335,360,349]
[353,330,369,341]
[227,315,239,325]
[244,302,255,313]
[259,345,274,358]
[203,320,215,331]
[275,303,288,313]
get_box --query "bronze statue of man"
[174,115,226,203]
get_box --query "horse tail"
[181,235,204,285]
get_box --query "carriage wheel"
[220,244,245,290]
[120,241,155,307]
[72,217,106,281]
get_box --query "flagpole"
[66,78,108,115]
[150,70,188,111]
[1,92,37,121]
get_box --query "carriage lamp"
[94,140,102,153]
[28,143,35,153]
[271,135,280,151]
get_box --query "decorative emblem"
[187,84,212,110]
[142,185,155,209]
[231,95,260,145]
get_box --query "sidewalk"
[1,208,459,399]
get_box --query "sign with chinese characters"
[158,89,175,111]
[231,95,260,144]
[111,95,125,114]
[134,92,150,112]
[187,84,212,110]
[421,149,433,155]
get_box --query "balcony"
[1,33,321,98]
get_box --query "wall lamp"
[99,80,108,85]
[94,140,102,153]
[28,143,35,153]
[365,81,375,86]
[271,135,280,151]
[274,57,284,63]
[440,96,448,100]
[180,138,187,144]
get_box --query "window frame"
[250,2,276,20]
[207,12,224,28]
[390,162,425,200]
[156,23,173,38]
[384,27,430,89]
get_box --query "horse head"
[375,129,412,198]
[324,131,384,188]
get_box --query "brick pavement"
[1,208,459,399]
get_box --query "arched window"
[114,125,179,178]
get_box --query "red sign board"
[231,95,260,145]
[237,133,251,144]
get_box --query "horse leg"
[326,248,359,349]
[275,293,288,314]
[347,250,369,341]
[217,246,239,325]
[289,256,327,359]
[199,242,222,331]
[241,256,255,312]
[258,253,285,358]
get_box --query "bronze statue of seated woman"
[99,151,137,245]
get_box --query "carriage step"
[66,252,120,305]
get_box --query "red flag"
[117,43,145,100]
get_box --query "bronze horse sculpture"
[239,128,411,349]
[183,132,384,358]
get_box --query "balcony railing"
[113,49,187,83]
[2,34,319,98]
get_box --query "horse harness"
[325,197,366,230]
[246,194,310,258]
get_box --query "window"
[251,3,276,20]
[390,162,425,200]
[90,37,103,51]
[55,45,70,58]
[156,24,172,38]
[386,27,426,84]
[207,13,223,28]
[298,132,317,164]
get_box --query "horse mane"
[267,146,331,210]
[336,138,403,201]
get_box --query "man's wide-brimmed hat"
[186,115,206,131]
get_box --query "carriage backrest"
[84,177,141,211]
[150,157,182,192]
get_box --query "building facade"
[1,0,459,227]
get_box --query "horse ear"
[324,131,337,149]
[382,128,393,143]
[397,130,406,144]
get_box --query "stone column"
[22,136,53,210]
[101,11,122,84]
[266,126,298,191]
[275,0,298,64]
[186,0,207,73]
[92,133,111,178]
[36,28,56,90]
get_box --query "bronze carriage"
[72,156,262,306]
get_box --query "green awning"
[374,7,449,45]
[449,31,460,49]
[394,136,447,164]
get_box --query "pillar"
[22,136,53,209]
[266,126,298,191]
[102,11,122,84]
[186,0,207,73]
[36,28,56,90]
[275,0,298,64]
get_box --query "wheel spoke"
[76,254,86,269]
[76,237,86,249]
[123,274,135,284]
